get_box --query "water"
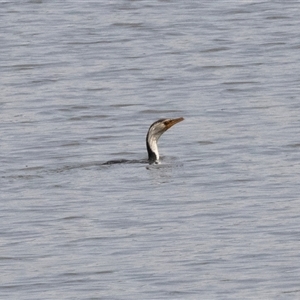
[1,1,300,299]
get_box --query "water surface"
[1,1,300,299]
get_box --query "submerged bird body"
[146,117,184,164]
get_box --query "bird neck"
[146,134,159,163]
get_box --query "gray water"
[1,1,300,299]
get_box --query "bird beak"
[165,117,184,130]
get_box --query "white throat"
[148,135,159,161]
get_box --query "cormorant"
[146,117,184,164]
[103,117,184,165]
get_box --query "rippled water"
[1,1,300,299]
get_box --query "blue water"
[1,1,300,299]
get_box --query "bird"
[103,117,184,165]
[146,117,184,164]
